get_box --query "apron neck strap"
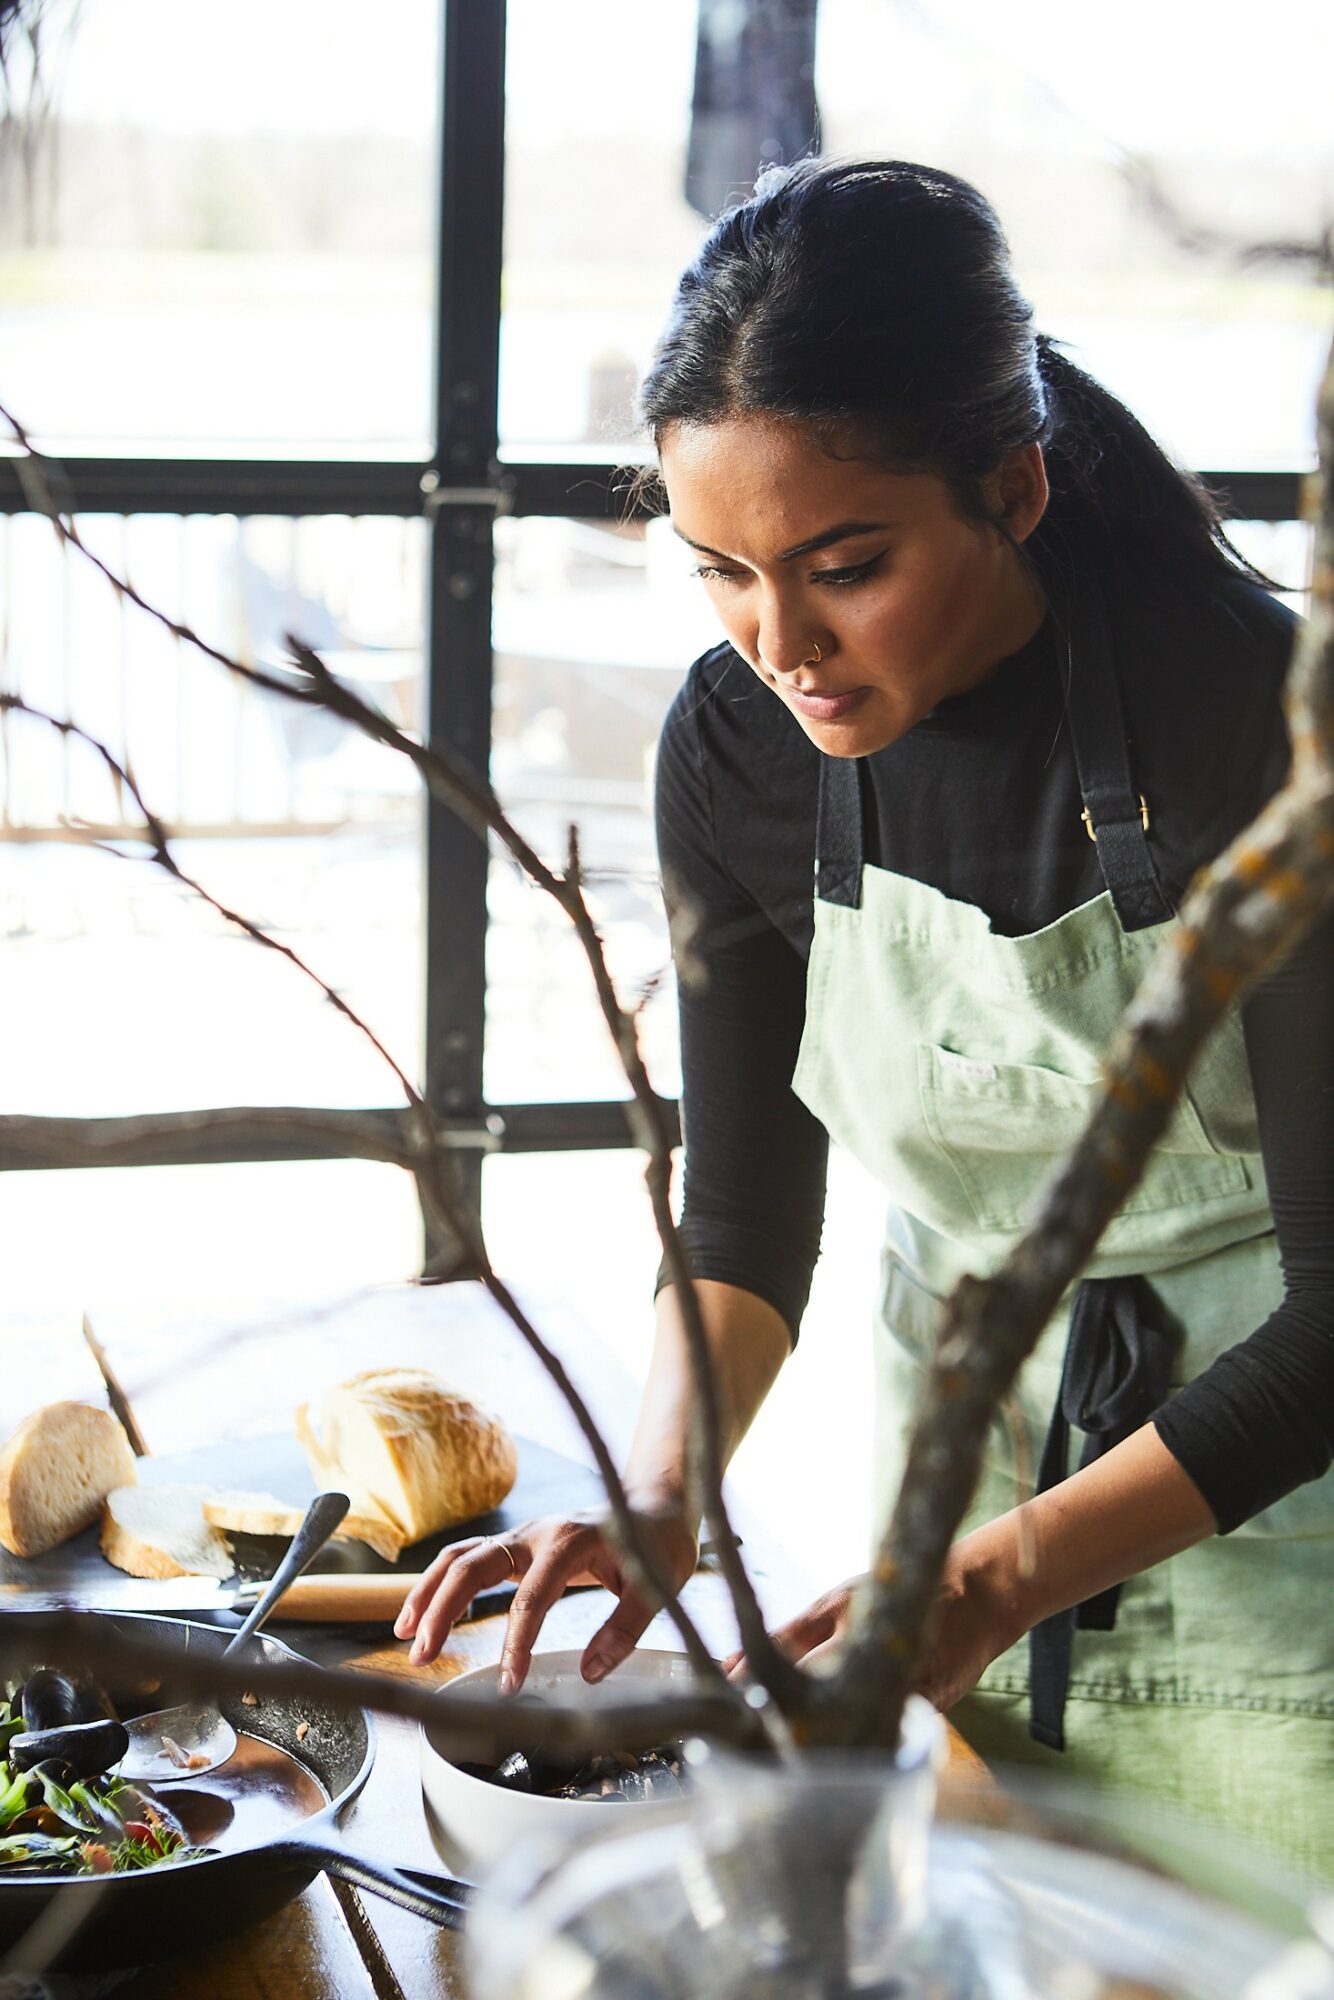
[815,754,865,909]
[1058,569,1174,932]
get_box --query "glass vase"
[465,1693,957,2000]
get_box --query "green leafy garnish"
[0,1831,83,1873]
[0,1666,202,1877]
[0,1769,34,1832]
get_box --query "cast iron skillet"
[0,1613,474,1975]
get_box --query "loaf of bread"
[0,1402,138,1557]
[202,1486,404,1563]
[296,1367,517,1550]
[100,1483,235,1581]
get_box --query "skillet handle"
[268,1829,474,1929]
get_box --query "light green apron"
[790,673,1334,1879]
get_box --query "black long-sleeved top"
[655,561,1334,1534]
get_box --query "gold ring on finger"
[492,1540,517,1579]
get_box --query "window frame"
[0,0,1307,1259]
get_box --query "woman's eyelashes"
[810,554,886,587]
[692,553,887,588]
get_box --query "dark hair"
[640,157,1263,588]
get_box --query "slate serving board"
[0,1430,608,1621]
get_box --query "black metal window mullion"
[421,0,507,1268]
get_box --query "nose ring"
[758,639,823,676]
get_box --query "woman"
[398,160,1334,1873]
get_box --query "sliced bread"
[291,1413,406,1561]
[101,1483,234,1581]
[297,1367,517,1547]
[0,1402,138,1558]
[202,1486,404,1563]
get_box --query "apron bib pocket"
[917,1041,1250,1236]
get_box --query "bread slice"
[292,1415,407,1561]
[0,1402,138,1558]
[202,1488,309,1537]
[100,1484,234,1581]
[203,1486,405,1563]
[297,1367,517,1547]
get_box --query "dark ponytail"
[1030,334,1262,582]
[641,158,1265,589]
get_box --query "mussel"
[19,1669,85,1736]
[19,1669,115,1736]
[552,1746,687,1802]
[12,1671,127,1779]
[9,1718,130,1780]
[490,1750,537,1793]
[484,1740,688,1802]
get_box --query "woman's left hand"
[909,1543,1024,1709]
[721,1578,859,1680]
[721,1543,1025,1709]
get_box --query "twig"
[0,693,428,1115]
[0,1104,437,1172]
[81,1312,149,1456]
[1,402,795,1712]
[0,1874,116,1985]
[563,827,803,1708]
[2,688,726,1693]
[0,1612,761,1763]
[1119,154,1334,274]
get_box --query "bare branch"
[562,828,804,1708]
[2,683,728,1693]
[1119,154,1334,275]
[1,403,789,1710]
[0,1874,114,1986]
[0,1613,761,1764]
[0,1104,438,1172]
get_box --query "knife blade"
[0,1576,229,1614]
[0,1572,543,1623]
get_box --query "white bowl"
[419,1648,700,1875]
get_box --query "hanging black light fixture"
[685,0,822,221]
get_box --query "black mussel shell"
[20,1669,84,1735]
[483,1737,688,1802]
[489,1751,536,1792]
[11,1718,130,1779]
[19,1669,116,1734]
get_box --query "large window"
[2,0,1327,1352]
[2,0,439,452]
[500,0,1333,467]
[3,509,425,1118]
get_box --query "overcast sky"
[53,0,1334,166]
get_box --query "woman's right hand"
[393,1498,700,1693]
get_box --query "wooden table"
[8,1280,818,1999]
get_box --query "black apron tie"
[1028,1275,1177,1749]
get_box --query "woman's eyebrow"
[674,520,891,562]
